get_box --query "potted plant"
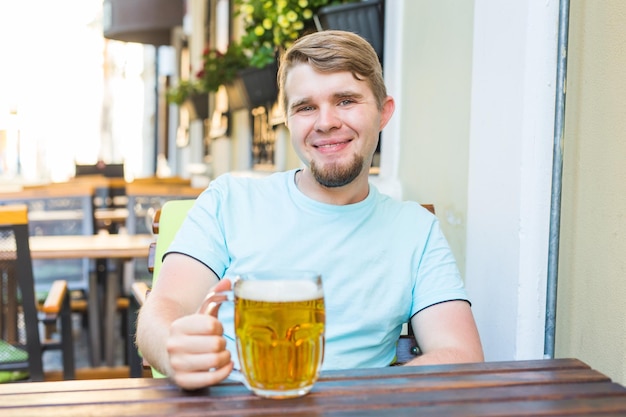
[166,43,249,119]
[167,0,362,112]
[234,0,360,67]
[165,81,209,120]
[227,0,361,109]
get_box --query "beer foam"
[237,280,323,302]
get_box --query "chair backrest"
[150,202,435,279]
[0,205,75,382]
[125,183,201,235]
[126,185,203,284]
[391,203,435,364]
[0,205,44,381]
[1,183,96,294]
[151,199,196,284]
[145,200,434,368]
[146,199,196,378]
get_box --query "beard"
[310,153,365,188]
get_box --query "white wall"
[464,0,557,361]
[395,0,474,274]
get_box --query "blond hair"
[278,30,386,116]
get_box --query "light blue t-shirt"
[167,169,468,370]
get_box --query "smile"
[314,140,351,149]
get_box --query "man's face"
[284,63,393,188]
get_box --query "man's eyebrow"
[289,97,311,110]
[334,91,364,100]
[288,91,365,112]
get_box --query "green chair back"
[150,199,195,377]
[152,199,196,284]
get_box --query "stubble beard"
[310,153,365,188]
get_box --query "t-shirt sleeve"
[411,218,469,317]
[166,178,230,278]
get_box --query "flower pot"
[185,93,209,120]
[225,60,279,110]
[314,0,385,61]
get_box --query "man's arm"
[404,300,484,366]
[136,253,233,389]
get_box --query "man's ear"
[379,96,395,131]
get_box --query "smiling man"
[137,30,484,391]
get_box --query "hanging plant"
[166,0,361,107]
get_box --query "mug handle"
[196,289,233,317]
[196,284,248,385]
[196,275,240,316]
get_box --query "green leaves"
[167,0,360,104]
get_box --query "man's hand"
[165,278,234,390]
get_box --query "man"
[137,30,483,390]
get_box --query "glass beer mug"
[198,270,325,399]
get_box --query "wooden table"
[29,233,152,259]
[30,234,153,367]
[1,358,625,416]
[94,207,130,232]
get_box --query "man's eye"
[339,99,355,106]
[297,106,314,112]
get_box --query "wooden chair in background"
[2,182,109,367]
[0,205,75,382]
[1,182,96,295]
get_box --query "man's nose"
[314,105,341,132]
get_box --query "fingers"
[170,312,224,337]
[167,325,227,356]
[169,344,230,371]
[167,313,232,390]
[171,359,234,391]
[213,278,232,292]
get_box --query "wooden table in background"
[30,233,153,367]
[1,358,626,416]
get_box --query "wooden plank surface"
[1,359,625,416]
[28,234,153,259]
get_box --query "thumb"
[197,278,232,317]
[213,277,232,292]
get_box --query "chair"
[128,199,195,377]
[394,204,434,364]
[0,205,75,382]
[124,182,203,287]
[3,182,117,368]
[128,201,434,376]
[2,182,96,294]
[123,183,201,374]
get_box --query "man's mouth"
[314,140,351,149]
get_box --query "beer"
[234,279,325,398]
